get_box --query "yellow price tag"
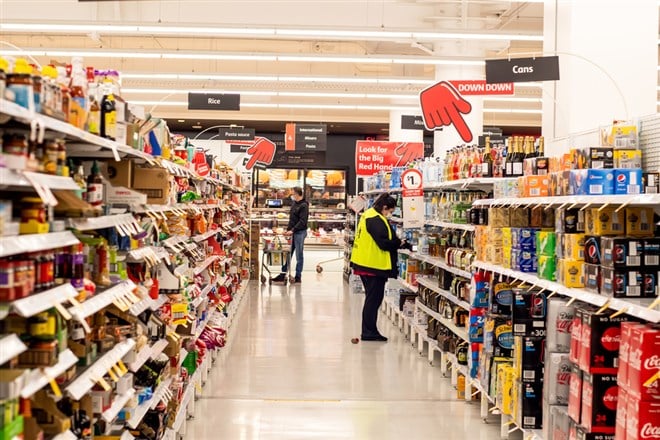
[96,376,112,391]
[48,377,62,397]
[112,364,125,378]
[107,368,119,383]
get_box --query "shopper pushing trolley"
[350,193,412,342]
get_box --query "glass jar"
[2,133,28,170]
[7,73,34,110]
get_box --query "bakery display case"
[251,167,348,247]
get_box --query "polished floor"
[186,267,503,439]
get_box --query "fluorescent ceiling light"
[130,100,540,114]
[484,108,543,114]
[0,48,482,66]
[122,88,420,100]
[0,22,542,42]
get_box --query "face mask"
[291,195,296,201]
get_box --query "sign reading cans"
[486,56,560,84]
[285,123,327,151]
[218,127,255,141]
[187,93,241,111]
[400,115,426,130]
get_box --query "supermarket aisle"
[187,272,501,440]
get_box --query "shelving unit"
[20,349,79,398]
[101,388,136,423]
[399,249,472,280]
[472,193,660,207]
[68,280,137,321]
[0,231,79,258]
[416,299,469,342]
[424,220,475,232]
[416,276,471,310]
[0,334,28,366]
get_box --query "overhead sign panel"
[485,56,560,84]
[187,93,240,111]
[217,127,255,141]
[285,123,327,151]
[401,115,425,130]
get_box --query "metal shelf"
[362,188,403,195]
[0,231,79,258]
[0,168,79,190]
[424,220,475,232]
[68,280,137,321]
[102,388,136,422]
[399,249,472,280]
[69,213,141,233]
[472,260,660,323]
[416,277,471,310]
[192,228,220,243]
[424,177,501,191]
[12,283,79,318]
[472,194,660,208]
[416,299,469,342]
[394,277,418,293]
[129,339,168,372]
[66,339,136,400]
[193,256,220,275]
[51,431,77,440]
[0,334,28,365]
[21,349,78,398]
[127,377,173,429]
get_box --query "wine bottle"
[504,138,513,177]
[481,137,493,178]
[512,137,524,176]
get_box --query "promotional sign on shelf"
[485,56,560,83]
[355,141,424,176]
[448,80,515,95]
[419,81,473,143]
[401,168,424,229]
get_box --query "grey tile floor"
[186,271,503,440]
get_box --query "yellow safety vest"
[350,207,392,271]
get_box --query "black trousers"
[360,275,387,338]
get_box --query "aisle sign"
[485,56,560,84]
[285,123,327,151]
[188,93,241,111]
[355,141,424,176]
[401,115,426,130]
[401,168,424,229]
[218,127,255,141]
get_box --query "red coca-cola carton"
[627,325,660,402]
[618,322,647,389]
[626,398,660,440]
[581,372,618,434]
[579,310,630,373]
[570,308,585,364]
[616,388,628,440]
[569,364,583,424]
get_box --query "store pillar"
[389,109,424,143]
[543,0,658,155]
[431,65,484,159]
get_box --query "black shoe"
[293,277,301,283]
[272,274,286,282]
[361,334,388,342]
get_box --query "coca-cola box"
[579,310,630,373]
[627,325,660,402]
[569,364,583,424]
[616,388,628,440]
[581,372,618,434]
[547,298,575,353]
[545,353,572,405]
[570,308,585,364]
[512,290,547,337]
[626,398,660,440]
[617,322,647,389]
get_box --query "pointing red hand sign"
[240,137,276,170]
[419,81,473,143]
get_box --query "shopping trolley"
[260,234,293,284]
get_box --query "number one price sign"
[401,169,424,229]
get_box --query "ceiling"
[0,0,551,134]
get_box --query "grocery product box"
[488,208,511,228]
[546,298,575,353]
[643,269,660,297]
[642,238,660,266]
[570,308,585,364]
[601,237,643,268]
[643,172,659,193]
[613,169,642,194]
[513,250,537,273]
[569,169,614,195]
[626,324,660,401]
[558,259,584,288]
[579,310,630,373]
[585,207,624,236]
[616,322,646,389]
[510,208,529,228]
[568,364,583,424]
[488,281,513,315]
[501,227,512,248]
[516,380,543,429]
[613,149,642,169]
[581,372,618,434]
[545,352,571,405]
[563,233,586,261]
[522,175,550,197]
[616,388,628,440]
[530,206,555,229]
[538,255,556,281]
[626,398,660,440]
[512,289,547,337]
[511,227,537,250]
[514,336,545,384]
[583,263,600,293]
[536,230,556,256]
[584,236,601,265]
[625,207,655,237]
[600,267,643,298]
[483,314,513,359]
[132,167,171,205]
[556,208,585,233]
[571,147,614,169]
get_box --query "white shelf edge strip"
[129,338,169,373]
[193,228,219,242]
[127,376,173,429]
[0,231,79,258]
[416,299,469,342]
[194,256,219,275]
[472,194,660,207]
[66,339,136,400]
[416,277,471,310]
[102,388,136,422]
[69,280,137,320]
[394,277,418,292]
[120,432,135,440]
[0,169,79,191]
[424,220,476,231]
[12,283,78,317]
[0,334,28,365]
[69,213,139,232]
[472,260,660,323]
[400,249,472,279]
[21,349,78,398]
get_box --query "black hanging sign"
[485,56,560,84]
[187,93,240,111]
[218,127,255,141]
[401,115,426,130]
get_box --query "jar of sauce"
[6,58,34,111]
[2,133,28,170]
